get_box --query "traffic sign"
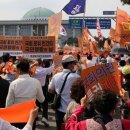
[69,19,111,29]
[103,11,116,15]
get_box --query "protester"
[64,77,85,122]
[122,65,130,96]
[33,58,54,127]
[86,53,95,67]
[48,55,80,130]
[0,107,38,130]
[100,57,107,64]
[5,60,45,129]
[65,89,130,130]
[118,60,126,72]
[2,53,16,83]
[106,54,113,63]
[0,76,10,108]
[6,60,45,107]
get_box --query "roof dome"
[22,7,55,20]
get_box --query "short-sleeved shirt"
[6,74,45,107]
[49,69,80,113]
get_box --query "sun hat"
[62,55,77,63]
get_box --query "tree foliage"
[120,0,130,5]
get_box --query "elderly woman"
[64,78,85,122]
[65,89,130,130]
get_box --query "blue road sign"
[69,19,111,29]
[103,11,116,15]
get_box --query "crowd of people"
[0,51,130,130]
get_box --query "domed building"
[0,7,69,36]
[22,7,55,20]
[0,7,80,58]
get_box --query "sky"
[0,0,129,37]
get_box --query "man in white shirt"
[48,55,80,130]
[6,60,45,130]
[6,60,45,107]
[33,58,54,126]
[86,53,95,68]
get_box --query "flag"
[116,8,128,34]
[48,12,62,39]
[78,37,83,47]
[48,12,62,50]
[90,41,98,55]
[96,19,103,41]
[88,34,95,44]
[82,29,88,45]
[104,40,111,51]
[60,25,67,36]
[63,0,86,15]
[115,8,130,43]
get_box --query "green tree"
[120,0,130,5]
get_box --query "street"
[36,107,56,130]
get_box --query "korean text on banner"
[0,36,22,56]
[81,62,121,101]
[0,100,36,123]
[22,36,55,54]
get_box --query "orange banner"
[81,62,121,101]
[48,12,62,50]
[53,55,63,68]
[116,8,130,42]
[104,40,111,51]
[82,29,88,45]
[22,36,55,54]
[78,37,82,47]
[0,100,36,123]
[90,41,98,55]
[0,36,22,51]
[109,27,126,44]
[48,12,62,39]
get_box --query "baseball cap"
[62,55,77,63]
[122,65,130,75]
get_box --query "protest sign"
[81,62,121,101]
[0,36,22,56]
[22,36,55,59]
[0,100,36,123]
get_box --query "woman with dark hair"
[64,78,85,122]
[65,89,130,130]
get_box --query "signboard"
[81,62,121,102]
[103,11,116,15]
[69,19,83,29]
[69,19,111,29]
[22,36,55,58]
[0,36,22,56]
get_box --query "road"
[36,107,57,130]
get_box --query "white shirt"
[86,60,95,68]
[6,74,45,107]
[0,119,32,130]
[33,65,54,86]
[49,69,80,113]
[106,56,113,63]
